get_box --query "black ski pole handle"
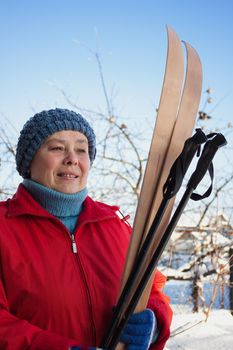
[107,132,227,350]
[187,133,227,192]
[163,128,207,199]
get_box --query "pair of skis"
[102,26,223,349]
[118,26,203,317]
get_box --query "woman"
[0,109,172,350]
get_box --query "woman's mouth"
[57,173,78,179]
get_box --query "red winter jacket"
[0,185,172,350]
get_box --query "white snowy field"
[165,305,233,350]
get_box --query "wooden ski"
[113,29,203,350]
[134,40,203,312]
[118,26,184,297]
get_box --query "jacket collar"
[7,184,119,224]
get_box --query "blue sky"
[0,0,232,136]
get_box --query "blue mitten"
[120,309,157,350]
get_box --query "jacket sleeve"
[0,277,78,350]
[147,270,173,350]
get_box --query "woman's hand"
[120,309,157,350]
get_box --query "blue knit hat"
[16,108,96,178]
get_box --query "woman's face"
[30,130,90,194]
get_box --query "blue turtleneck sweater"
[23,179,88,234]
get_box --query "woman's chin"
[53,183,84,194]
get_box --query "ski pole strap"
[188,133,227,200]
[163,128,207,199]
[190,162,213,201]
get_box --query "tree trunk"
[192,269,200,312]
[230,247,233,316]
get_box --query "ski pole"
[101,128,207,349]
[107,132,227,350]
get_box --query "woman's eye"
[77,148,87,153]
[50,146,64,151]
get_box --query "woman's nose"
[63,152,78,165]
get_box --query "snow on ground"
[165,305,233,350]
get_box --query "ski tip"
[165,26,184,68]
[182,41,201,63]
[166,24,177,33]
[166,24,174,32]
[182,40,203,80]
[166,25,180,41]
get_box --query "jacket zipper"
[71,233,78,253]
[69,232,96,344]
